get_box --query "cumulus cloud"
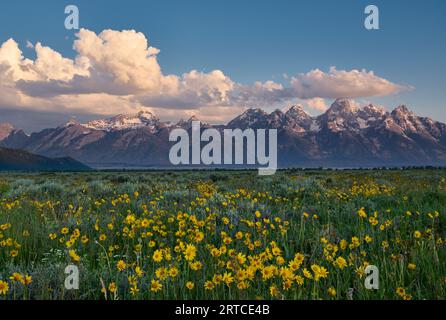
[0,29,409,124]
[305,98,328,111]
[290,67,405,99]
[138,69,235,109]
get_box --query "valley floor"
[0,169,445,300]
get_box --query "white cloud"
[305,98,328,111]
[0,29,409,124]
[290,67,406,99]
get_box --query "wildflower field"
[0,169,445,300]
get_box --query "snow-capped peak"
[137,109,159,123]
[82,110,159,132]
[392,105,413,116]
[286,105,310,119]
[362,104,387,115]
[328,98,359,114]
[63,119,80,128]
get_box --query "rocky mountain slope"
[0,147,90,171]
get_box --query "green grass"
[0,169,445,300]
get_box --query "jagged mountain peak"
[328,98,359,114]
[0,122,14,140]
[242,108,269,117]
[286,105,310,119]
[63,119,81,128]
[176,115,208,128]
[137,109,159,122]
[392,105,413,116]
[0,122,14,130]
[82,110,160,132]
[363,104,387,114]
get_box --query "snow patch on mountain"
[82,110,159,132]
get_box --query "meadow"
[0,169,445,300]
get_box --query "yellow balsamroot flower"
[0,223,11,231]
[49,233,57,240]
[269,285,280,298]
[222,272,234,286]
[295,275,304,286]
[108,282,117,294]
[204,281,215,290]
[276,256,285,265]
[155,268,168,280]
[328,287,337,297]
[169,267,179,278]
[288,260,300,272]
[237,281,250,290]
[135,266,144,278]
[99,234,107,241]
[212,274,223,285]
[152,250,163,263]
[24,275,32,286]
[184,244,197,262]
[260,267,272,281]
[10,250,18,257]
[236,253,247,265]
[272,247,282,256]
[10,273,24,284]
[0,280,9,295]
[210,247,220,257]
[303,268,312,279]
[150,280,163,292]
[69,250,81,263]
[335,256,348,269]
[408,263,416,270]
[194,231,204,243]
[396,287,406,297]
[116,260,127,272]
[311,264,329,281]
[414,230,422,239]
[141,219,150,228]
[81,236,89,244]
[186,281,194,290]
[350,237,360,249]
[369,216,379,226]
[357,207,367,218]
[61,227,69,235]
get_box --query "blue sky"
[0,0,445,131]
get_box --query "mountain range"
[1,98,446,168]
